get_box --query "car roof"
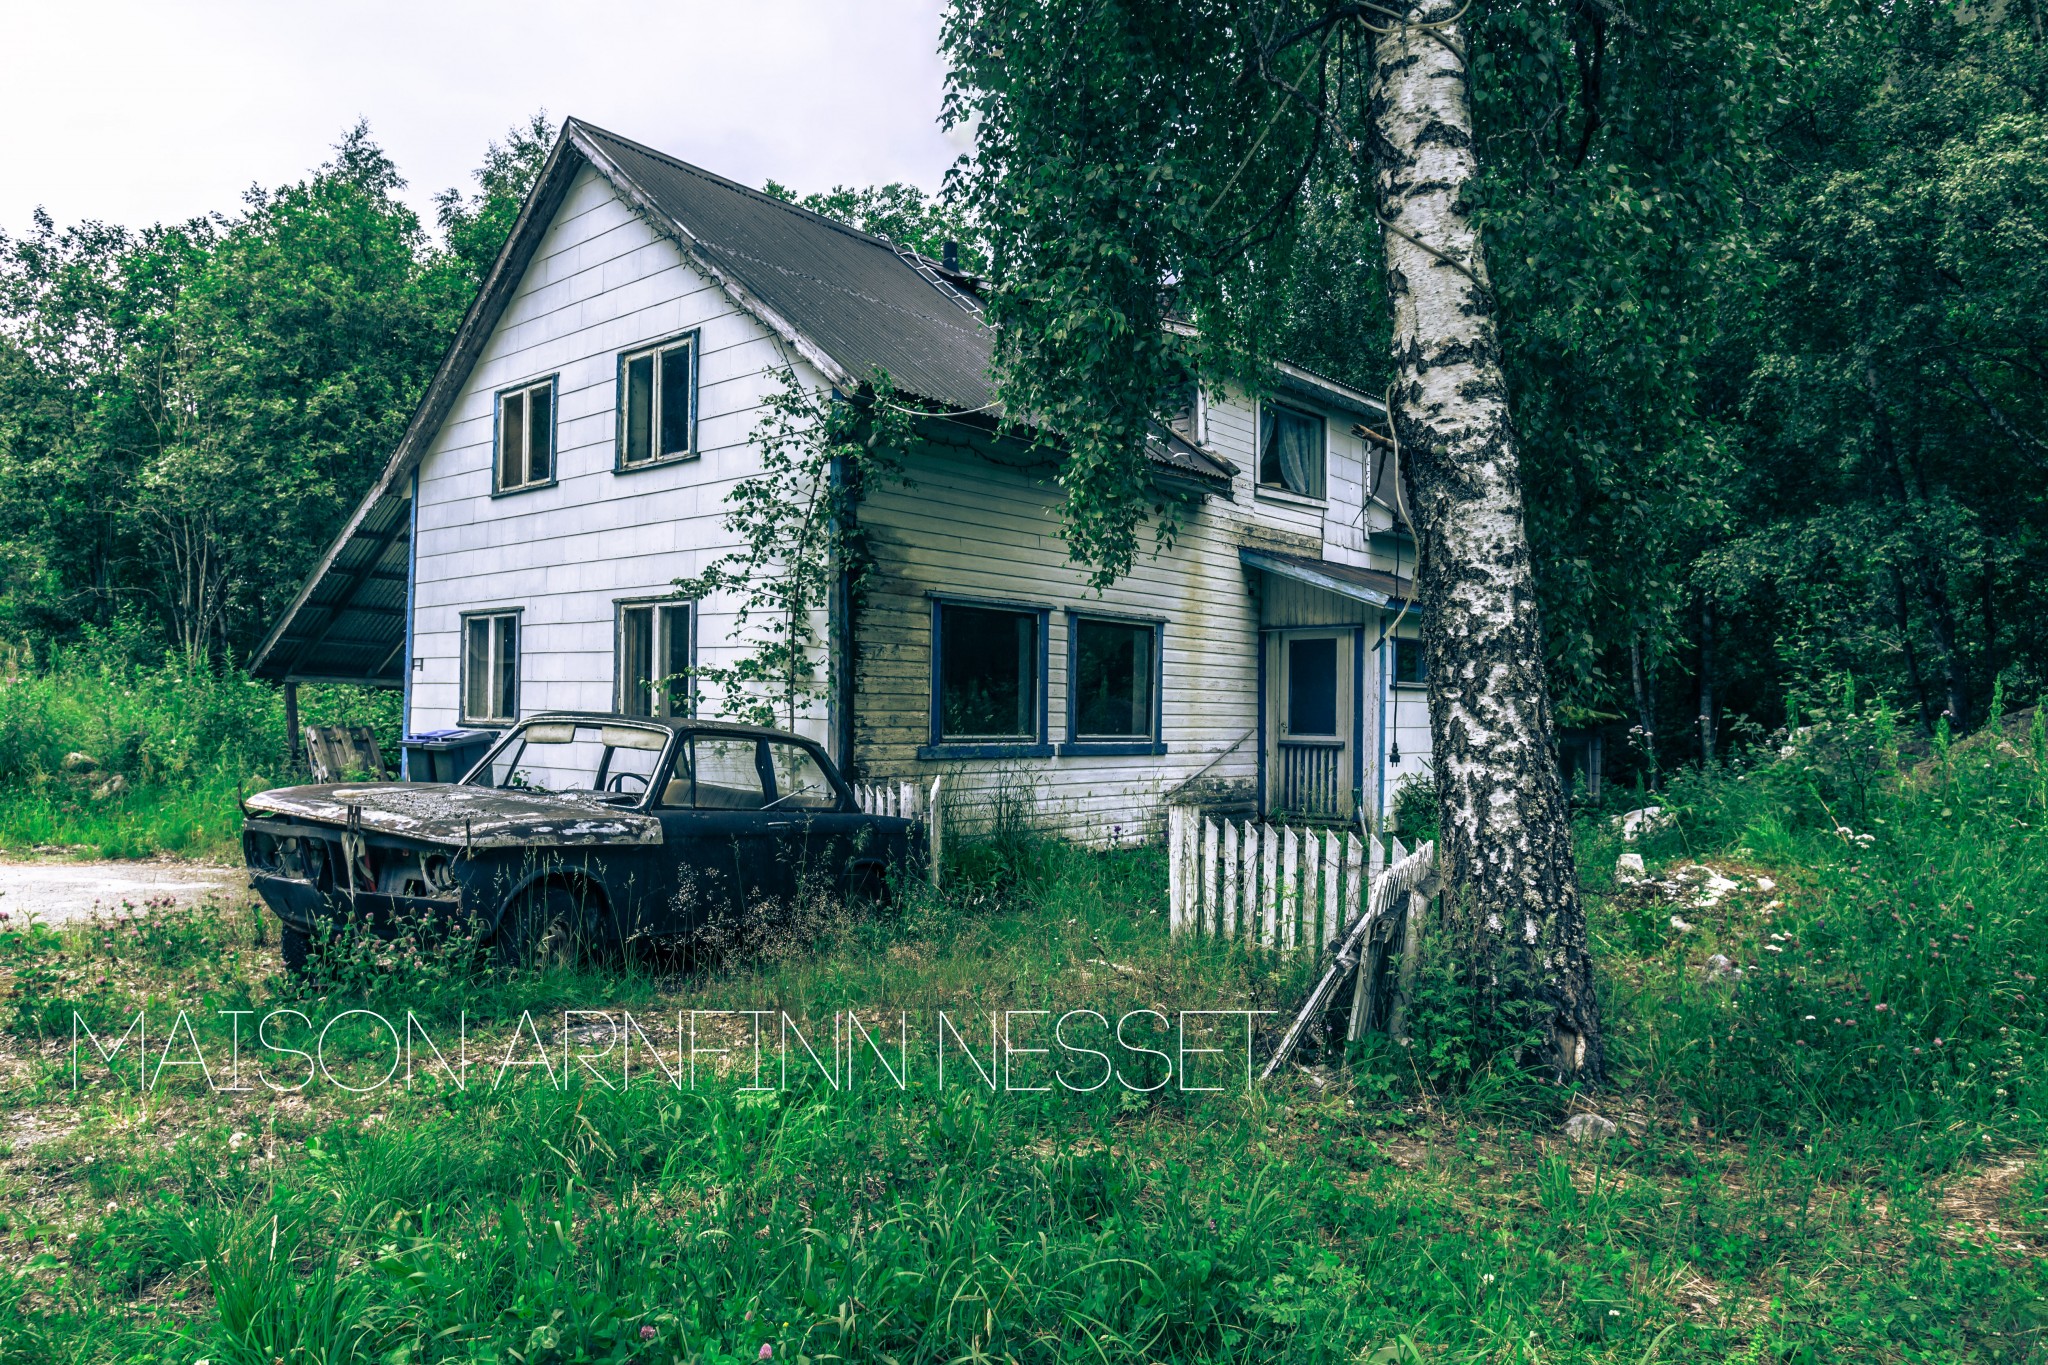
[516,712,817,744]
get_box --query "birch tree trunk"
[1368,1,1604,1082]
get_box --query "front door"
[1268,630,1353,819]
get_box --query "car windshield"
[464,722,668,799]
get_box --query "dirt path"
[0,858,247,927]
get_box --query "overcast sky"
[1,0,968,238]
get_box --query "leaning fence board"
[1222,820,1240,938]
[1202,818,1220,936]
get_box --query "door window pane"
[938,604,1038,741]
[659,342,693,455]
[1287,636,1338,736]
[1073,618,1155,740]
[624,353,654,464]
[766,742,837,810]
[689,737,766,809]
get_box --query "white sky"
[0,0,968,237]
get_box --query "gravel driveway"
[0,859,248,927]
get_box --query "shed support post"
[284,682,302,769]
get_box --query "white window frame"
[494,378,556,495]
[617,331,699,470]
[615,599,695,718]
[460,609,521,725]
[1255,398,1328,502]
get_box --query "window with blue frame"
[935,602,1040,742]
[1070,616,1158,743]
[1392,637,1427,687]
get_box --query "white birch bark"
[1369,0,1603,1081]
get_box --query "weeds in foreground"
[4,687,2048,1360]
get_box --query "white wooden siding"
[408,165,831,745]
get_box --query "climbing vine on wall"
[673,370,918,733]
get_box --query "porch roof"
[1240,547,1412,607]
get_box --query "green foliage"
[674,373,918,731]
[762,178,986,273]
[0,116,548,664]
[10,767,2048,1360]
[0,622,397,857]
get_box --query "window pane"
[766,742,837,810]
[691,737,766,809]
[620,606,653,717]
[500,392,525,489]
[1287,637,1338,736]
[1393,638,1426,685]
[526,383,551,484]
[939,604,1036,740]
[1259,405,1324,498]
[496,616,519,721]
[1074,618,1153,739]
[659,343,692,455]
[658,605,691,717]
[624,354,653,463]
[465,617,490,719]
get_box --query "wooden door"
[1268,630,1352,819]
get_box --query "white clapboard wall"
[852,776,946,886]
[1166,805,1418,954]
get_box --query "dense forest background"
[1,0,2042,783]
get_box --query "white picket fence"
[1165,804,1425,956]
[853,775,944,886]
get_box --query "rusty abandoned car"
[240,715,918,969]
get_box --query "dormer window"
[1258,401,1326,500]
[619,333,697,468]
[1170,381,1205,445]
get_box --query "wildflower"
[759,1345,775,1361]
[640,1325,658,1342]
[1874,1003,1888,1012]
[1803,1015,1816,1021]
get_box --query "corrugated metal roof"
[1240,547,1411,606]
[579,124,997,413]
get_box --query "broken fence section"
[1166,805,1415,955]
[853,776,945,887]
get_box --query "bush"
[0,620,401,857]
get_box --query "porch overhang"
[1239,547,1410,608]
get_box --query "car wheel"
[495,884,593,970]
[280,925,313,974]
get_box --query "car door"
[652,734,782,933]
[759,739,872,899]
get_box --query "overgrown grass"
[0,624,399,859]
[3,692,2047,1360]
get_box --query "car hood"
[243,783,662,848]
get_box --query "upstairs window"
[1258,401,1326,500]
[1071,616,1159,743]
[617,601,693,718]
[462,610,520,724]
[619,334,696,467]
[496,378,555,493]
[1170,381,1204,444]
[935,602,1041,743]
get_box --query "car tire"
[494,884,593,970]
[280,925,313,975]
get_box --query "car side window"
[766,742,839,810]
[685,737,767,810]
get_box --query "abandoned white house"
[251,118,1451,840]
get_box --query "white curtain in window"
[1275,412,1319,496]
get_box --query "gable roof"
[250,119,1312,683]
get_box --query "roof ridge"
[567,117,928,259]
